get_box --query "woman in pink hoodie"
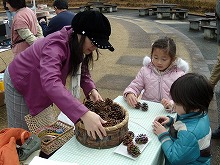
[123,37,189,112]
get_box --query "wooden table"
[49,96,175,165]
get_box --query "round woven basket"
[75,105,129,149]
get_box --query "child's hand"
[161,98,172,109]
[161,98,174,113]
[154,116,170,125]
[152,121,167,136]
[126,93,138,108]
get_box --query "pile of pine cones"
[135,102,148,111]
[122,131,149,158]
[84,98,125,127]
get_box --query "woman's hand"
[89,89,103,102]
[152,121,167,136]
[80,111,107,140]
[126,93,138,108]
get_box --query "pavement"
[0,8,220,164]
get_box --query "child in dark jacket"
[153,73,213,165]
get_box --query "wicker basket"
[75,105,129,149]
[37,120,74,155]
[24,106,58,133]
[24,107,74,155]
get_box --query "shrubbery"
[26,0,216,14]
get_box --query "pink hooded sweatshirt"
[8,26,95,123]
[123,56,189,102]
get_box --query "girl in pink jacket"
[123,37,189,112]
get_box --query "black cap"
[71,11,114,52]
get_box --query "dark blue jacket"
[40,10,75,36]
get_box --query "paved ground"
[0,8,220,164]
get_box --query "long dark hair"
[68,32,100,77]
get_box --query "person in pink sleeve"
[123,37,189,112]
[4,11,114,140]
[5,0,43,55]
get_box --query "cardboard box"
[0,91,5,106]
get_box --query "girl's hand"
[161,98,172,109]
[126,93,138,108]
[161,98,175,113]
[89,89,103,102]
[154,116,170,125]
[80,111,107,140]
[152,121,167,136]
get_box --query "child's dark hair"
[5,0,26,9]
[151,37,176,60]
[170,73,213,114]
[53,0,68,10]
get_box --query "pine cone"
[127,131,135,139]
[98,111,108,120]
[93,100,106,113]
[111,103,122,111]
[135,134,148,144]
[84,100,95,112]
[127,143,141,157]
[123,134,133,146]
[141,102,148,111]
[158,118,165,124]
[103,105,111,112]
[105,98,113,106]
[135,102,142,109]
[109,109,124,120]
[84,100,94,109]
[102,118,117,127]
[94,100,106,109]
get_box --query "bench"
[202,25,217,40]
[95,5,113,13]
[189,18,216,31]
[79,4,92,12]
[155,10,188,19]
[172,10,188,19]
[174,8,188,17]
[188,19,201,30]
[110,4,117,12]
[138,7,157,16]
[138,8,149,16]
